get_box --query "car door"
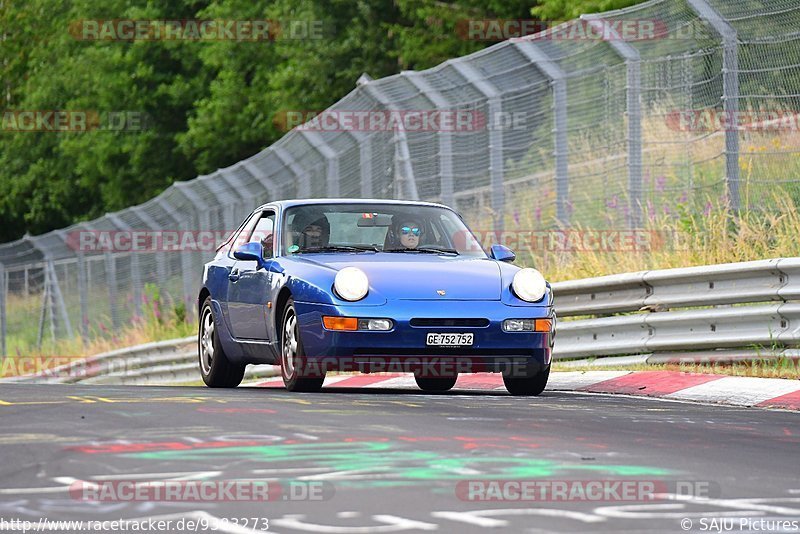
[227,210,276,340]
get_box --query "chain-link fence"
[2,0,800,354]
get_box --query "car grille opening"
[409,318,490,328]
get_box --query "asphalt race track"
[1,383,799,533]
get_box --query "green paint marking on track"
[125,440,670,486]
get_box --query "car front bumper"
[294,300,554,375]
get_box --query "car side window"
[228,211,261,257]
[248,211,276,259]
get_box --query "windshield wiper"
[299,245,380,253]
[385,246,459,255]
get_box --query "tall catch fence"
[1,0,799,353]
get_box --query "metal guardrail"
[2,336,279,385]
[552,258,800,360]
[4,258,799,383]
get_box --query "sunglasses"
[400,226,421,236]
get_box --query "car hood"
[295,254,502,300]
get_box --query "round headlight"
[334,267,369,301]
[512,268,547,302]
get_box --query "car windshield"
[282,203,486,258]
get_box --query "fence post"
[241,159,280,205]
[216,168,251,224]
[54,229,87,342]
[132,206,167,288]
[686,0,740,213]
[516,40,569,225]
[219,165,262,224]
[200,171,244,232]
[0,262,5,356]
[583,16,642,229]
[451,59,505,232]
[360,135,373,198]
[274,147,313,198]
[300,131,341,198]
[155,196,196,320]
[107,213,142,319]
[174,182,207,317]
[48,260,73,339]
[26,236,74,340]
[104,252,119,329]
[75,252,89,342]
[403,71,455,207]
[360,82,420,200]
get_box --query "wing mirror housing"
[490,244,516,263]
[233,242,267,269]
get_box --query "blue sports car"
[198,199,555,395]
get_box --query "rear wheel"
[503,366,550,396]
[281,298,325,392]
[414,374,458,392]
[199,296,245,388]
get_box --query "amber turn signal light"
[322,316,359,331]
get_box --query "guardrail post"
[583,16,642,229]
[516,41,570,225]
[686,0,740,213]
[450,60,505,232]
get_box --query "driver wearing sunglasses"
[395,219,422,250]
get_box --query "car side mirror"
[233,242,266,269]
[490,244,516,263]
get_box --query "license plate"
[426,333,474,347]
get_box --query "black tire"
[414,374,458,392]
[198,296,245,388]
[503,366,550,396]
[281,298,325,392]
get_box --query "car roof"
[255,198,451,211]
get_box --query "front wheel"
[199,296,245,388]
[503,366,550,396]
[281,298,325,392]
[414,374,458,392]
